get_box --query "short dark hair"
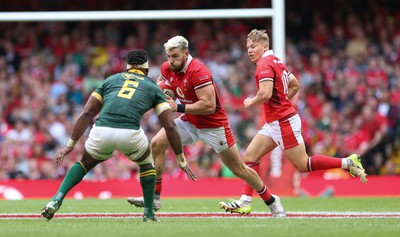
[126,49,148,65]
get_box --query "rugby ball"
[157,80,176,100]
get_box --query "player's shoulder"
[160,62,173,79]
[259,55,276,63]
[105,72,120,79]
[144,77,159,88]
[188,58,211,74]
[161,62,170,72]
[258,55,285,69]
[190,58,207,68]
[266,55,285,64]
[101,72,121,84]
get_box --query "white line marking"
[1,212,399,219]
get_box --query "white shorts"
[258,114,303,150]
[85,125,151,164]
[174,117,236,154]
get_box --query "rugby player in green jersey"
[41,49,196,222]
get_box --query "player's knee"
[231,169,244,178]
[242,152,257,163]
[80,159,99,171]
[229,164,247,178]
[151,137,168,152]
[136,153,153,166]
[81,150,102,171]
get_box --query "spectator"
[0,0,399,180]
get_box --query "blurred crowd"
[0,0,399,181]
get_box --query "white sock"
[240,195,252,203]
[341,158,349,169]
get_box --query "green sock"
[52,162,87,204]
[139,165,156,217]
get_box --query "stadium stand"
[0,0,399,182]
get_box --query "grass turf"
[0,197,399,237]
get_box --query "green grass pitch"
[0,197,399,237]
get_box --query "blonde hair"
[164,35,189,51]
[247,29,269,45]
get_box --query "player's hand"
[180,163,198,181]
[165,95,177,112]
[243,97,253,109]
[55,146,73,167]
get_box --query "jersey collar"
[127,69,145,75]
[262,50,274,58]
[180,54,193,73]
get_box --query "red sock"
[307,155,342,172]
[155,178,162,195]
[241,162,260,196]
[257,185,272,202]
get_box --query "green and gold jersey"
[91,69,170,129]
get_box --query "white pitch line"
[1,212,399,219]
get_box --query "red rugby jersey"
[255,50,297,123]
[160,55,228,128]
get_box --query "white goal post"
[0,0,285,60]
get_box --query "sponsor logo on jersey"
[176,87,185,98]
[198,75,209,81]
[164,91,174,98]
[273,59,284,64]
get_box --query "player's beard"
[170,62,184,72]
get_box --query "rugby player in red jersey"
[128,35,286,217]
[219,29,367,215]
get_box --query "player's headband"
[126,61,149,70]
